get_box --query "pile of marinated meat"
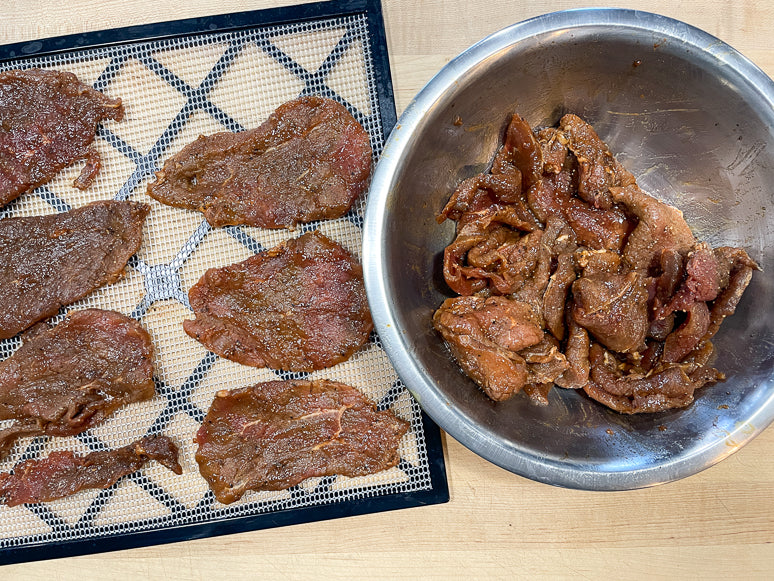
[434,113,757,413]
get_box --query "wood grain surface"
[2,1,773,579]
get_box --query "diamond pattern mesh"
[0,13,436,550]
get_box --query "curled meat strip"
[543,252,576,340]
[583,344,722,414]
[610,184,696,271]
[555,320,590,389]
[521,335,569,405]
[0,436,181,507]
[500,113,543,189]
[559,114,635,210]
[662,302,711,364]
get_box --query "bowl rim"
[363,7,774,490]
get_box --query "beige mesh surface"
[0,12,436,551]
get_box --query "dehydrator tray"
[0,0,448,565]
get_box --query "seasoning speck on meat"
[195,380,408,504]
[0,68,124,207]
[0,436,181,507]
[0,309,156,458]
[147,96,372,229]
[435,111,757,413]
[0,200,149,339]
[184,230,373,372]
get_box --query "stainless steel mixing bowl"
[363,8,774,489]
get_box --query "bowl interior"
[365,10,774,489]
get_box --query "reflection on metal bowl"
[363,8,774,490]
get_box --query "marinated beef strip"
[195,380,408,504]
[184,230,372,372]
[703,247,758,341]
[609,184,696,271]
[543,251,577,341]
[0,68,124,207]
[571,270,649,354]
[523,337,567,381]
[0,309,156,458]
[148,96,372,229]
[434,110,757,412]
[582,343,722,414]
[558,114,636,210]
[555,319,590,389]
[0,436,181,507]
[0,200,149,339]
[433,295,546,401]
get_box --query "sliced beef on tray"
[0,68,124,207]
[184,230,372,372]
[195,380,408,504]
[0,200,149,339]
[0,309,156,458]
[147,96,372,229]
[0,436,181,507]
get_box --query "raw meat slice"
[184,230,372,372]
[571,271,649,354]
[147,96,372,229]
[610,183,696,271]
[0,68,124,207]
[0,200,149,339]
[433,295,543,401]
[0,309,156,458]
[195,380,408,504]
[0,436,181,507]
[583,343,721,414]
[559,113,635,209]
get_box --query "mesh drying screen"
[0,6,443,556]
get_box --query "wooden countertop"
[2,1,773,578]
